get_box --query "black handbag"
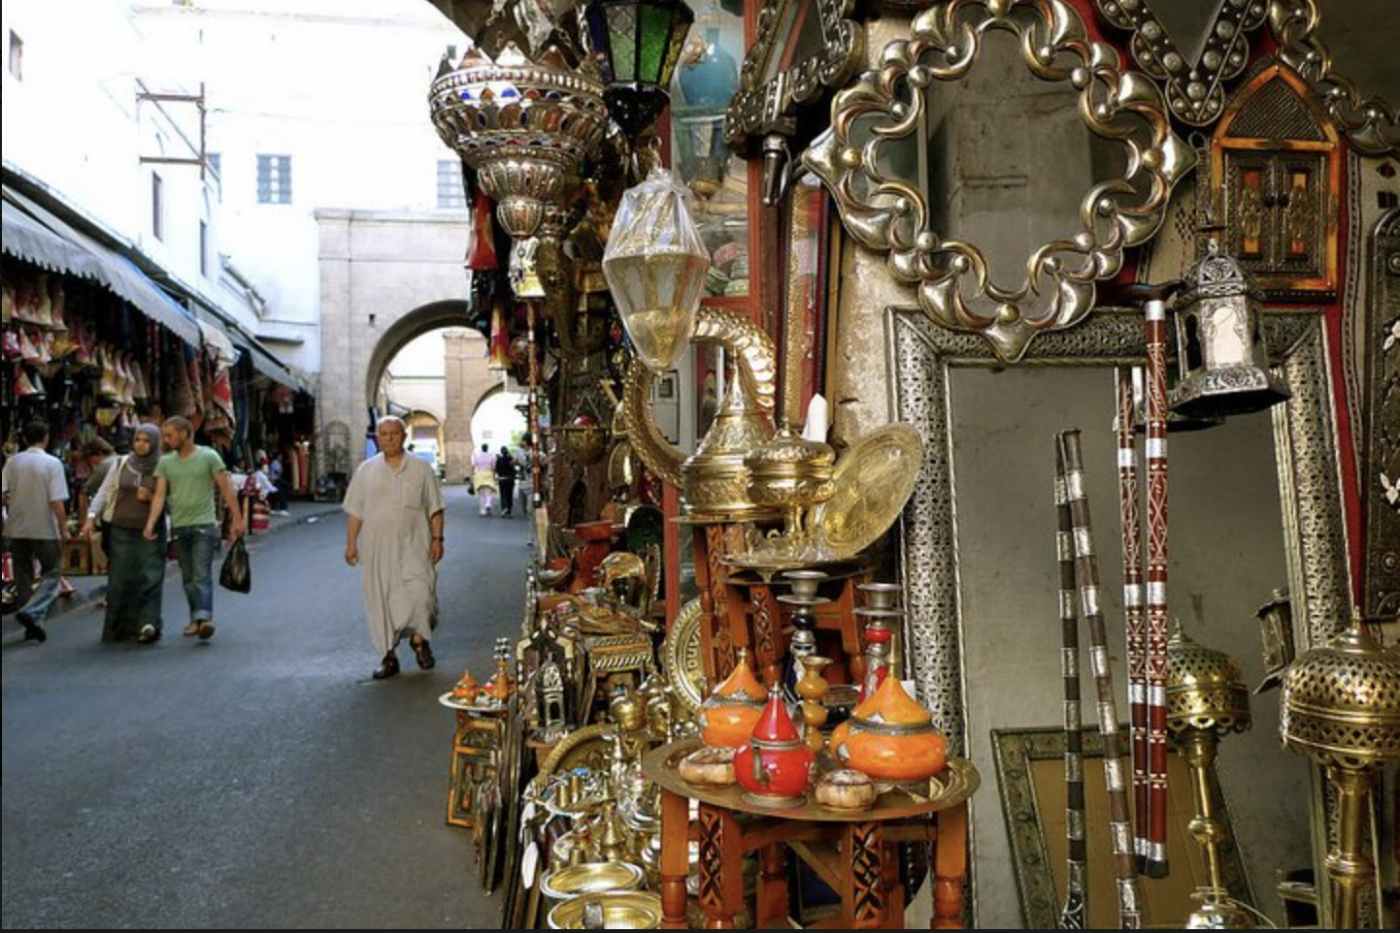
[218,537,252,594]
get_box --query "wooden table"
[643,739,979,929]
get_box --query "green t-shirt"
[156,446,226,528]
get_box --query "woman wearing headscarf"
[82,424,165,643]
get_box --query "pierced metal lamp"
[1165,625,1254,929]
[1280,616,1400,928]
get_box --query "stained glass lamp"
[583,0,695,138]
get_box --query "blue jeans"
[11,538,61,624]
[171,525,219,623]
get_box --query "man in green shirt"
[144,417,245,640]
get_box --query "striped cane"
[1058,429,1143,929]
[1115,368,1150,870]
[1055,449,1088,930]
[1143,298,1171,879]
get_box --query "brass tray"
[661,597,705,717]
[642,737,978,822]
[810,424,924,560]
[438,692,510,715]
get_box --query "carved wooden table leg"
[933,801,968,929]
[881,838,906,928]
[749,585,783,687]
[842,821,886,929]
[660,788,690,929]
[698,803,743,929]
[757,842,789,927]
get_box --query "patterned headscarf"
[129,424,163,476]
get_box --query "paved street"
[2,486,526,928]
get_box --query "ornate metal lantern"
[1170,240,1290,418]
[1280,618,1400,928]
[602,169,710,373]
[429,44,608,240]
[582,0,694,139]
[1165,626,1254,929]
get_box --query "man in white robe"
[344,417,445,679]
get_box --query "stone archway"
[316,209,476,477]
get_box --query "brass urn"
[679,356,776,521]
[744,425,836,548]
[1280,618,1400,928]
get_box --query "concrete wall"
[443,328,496,483]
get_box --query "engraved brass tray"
[661,597,705,717]
[810,425,924,560]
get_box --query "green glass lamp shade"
[584,0,694,137]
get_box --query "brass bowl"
[539,860,646,901]
[548,892,662,929]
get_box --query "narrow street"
[2,486,523,928]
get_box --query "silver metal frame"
[807,0,1194,363]
[886,304,1352,923]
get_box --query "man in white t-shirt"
[2,422,70,642]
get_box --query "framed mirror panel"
[806,0,1193,363]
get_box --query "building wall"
[0,0,261,330]
[128,0,468,374]
[443,329,497,483]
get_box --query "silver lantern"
[1169,240,1290,418]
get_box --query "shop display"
[422,0,1397,926]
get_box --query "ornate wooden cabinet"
[1212,64,1342,298]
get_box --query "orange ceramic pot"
[698,649,766,748]
[830,675,947,783]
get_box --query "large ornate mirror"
[805,0,1193,362]
[887,305,1358,925]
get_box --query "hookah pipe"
[1054,456,1088,930]
[1121,279,1182,879]
[1058,429,1144,929]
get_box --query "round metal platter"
[811,424,924,559]
[661,598,705,718]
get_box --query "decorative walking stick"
[1142,294,1171,879]
[1058,430,1143,929]
[1114,368,1150,870]
[1055,458,1088,930]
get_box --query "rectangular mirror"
[886,306,1354,927]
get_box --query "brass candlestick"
[1280,617,1400,929]
[1165,625,1253,928]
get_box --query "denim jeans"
[11,538,61,624]
[171,524,219,623]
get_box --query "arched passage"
[363,300,479,410]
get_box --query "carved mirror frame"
[886,304,1357,923]
[1269,0,1399,156]
[723,0,865,145]
[1093,0,1271,127]
[805,0,1194,363]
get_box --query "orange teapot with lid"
[698,649,766,748]
[831,675,947,784]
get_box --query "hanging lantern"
[583,0,694,139]
[1169,239,1290,418]
[602,168,709,372]
[429,44,608,240]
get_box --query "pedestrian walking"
[266,451,290,515]
[472,443,498,517]
[2,422,70,642]
[142,416,245,641]
[495,446,518,517]
[343,417,445,680]
[82,424,164,644]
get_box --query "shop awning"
[241,339,308,393]
[1,186,203,347]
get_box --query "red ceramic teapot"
[734,683,815,807]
